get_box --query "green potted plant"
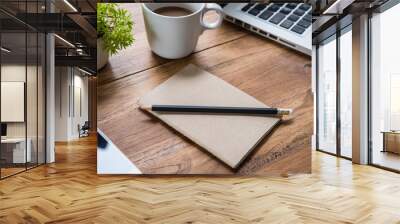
[97,3,134,70]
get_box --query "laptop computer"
[221,3,312,55]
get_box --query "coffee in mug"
[142,3,223,59]
[153,6,193,17]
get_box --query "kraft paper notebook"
[139,64,280,169]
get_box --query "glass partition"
[0,1,46,179]
[339,29,352,158]
[0,31,28,177]
[370,3,400,171]
[316,24,353,159]
[317,36,337,154]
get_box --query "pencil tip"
[278,108,293,115]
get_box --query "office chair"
[79,121,90,138]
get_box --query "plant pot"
[97,38,109,71]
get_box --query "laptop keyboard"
[241,3,312,34]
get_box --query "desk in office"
[381,131,400,154]
[98,4,313,174]
[1,138,31,164]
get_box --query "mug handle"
[200,3,224,30]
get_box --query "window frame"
[314,0,400,173]
[315,23,352,160]
[367,1,400,173]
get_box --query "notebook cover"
[139,64,280,169]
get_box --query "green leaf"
[97,3,134,55]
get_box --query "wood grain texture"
[1,136,400,223]
[0,167,25,177]
[98,4,246,85]
[98,4,312,174]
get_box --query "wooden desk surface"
[98,4,312,175]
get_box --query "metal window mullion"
[36,16,39,167]
[316,44,320,150]
[44,32,47,164]
[336,28,342,157]
[367,11,373,165]
[25,0,28,171]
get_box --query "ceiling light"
[54,34,75,48]
[78,67,94,76]
[63,0,78,12]
[1,47,11,53]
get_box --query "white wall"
[55,66,69,141]
[54,67,89,141]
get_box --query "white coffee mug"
[142,3,223,59]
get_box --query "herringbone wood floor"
[1,135,400,224]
